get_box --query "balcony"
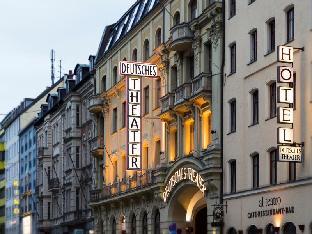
[159,93,175,122]
[38,147,51,159]
[88,95,103,114]
[90,136,104,158]
[191,73,212,107]
[48,178,60,191]
[90,170,155,204]
[174,82,192,114]
[170,23,194,51]
[63,128,81,142]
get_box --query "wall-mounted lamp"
[298,224,305,232]
[274,227,280,233]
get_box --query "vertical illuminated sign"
[119,61,158,170]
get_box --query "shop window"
[247,225,258,234]
[283,222,296,234]
[288,162,296,182]
[173,11,180,26]
[154,209,160,234]
[228,228,237,234]
[286,7,294,42]
[266,223,275,234]
[229,160,236,193]
[142,212,148,234]
[130,214,136,234]
[269,149,277,185]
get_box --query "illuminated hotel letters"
[119,61,158,170]
[276,46,302,162]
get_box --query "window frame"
[229,43,236,74]
[229,0,236,18]
[269,149,277,185]
[251,89,259,125]
[251,153,259,189]
[249,29,257,63]
[267,19,275,54]
[112,107,118,133]
[229,99,236,133]
[269,82,276,118]
[229,160,236,193]
[286,7,294,42]
[144,86,150,115]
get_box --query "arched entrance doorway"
[167,182,207,233]
[283,222,296,234]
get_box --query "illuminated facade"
[223,0,312,233]
[35,60,95,234]
[91,0,223,233]
[0,129,5,234]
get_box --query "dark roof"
[96,0,160,64]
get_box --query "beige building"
[35,60,95,234]
[223,0,312,233]
[90,0,223,233]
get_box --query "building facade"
[35,59,95,234]
[223,0,312,233]
[90,0,223,233]
[0,129,5,234]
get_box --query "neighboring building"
[0,129,5,234]
[223,0,312,233]
[1,78,64,234]
[90,0,223,233]
[35,58,95,234]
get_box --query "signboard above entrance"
[119,61,158,77]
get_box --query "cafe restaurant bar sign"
[163,167,207,203]
[276,46,302,162]
[119,61,158,170]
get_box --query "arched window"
[112,218,116,234]
[132,49,138,62]
[142,212,148,234]
[247,225,258,234]
[173,11,180,26]
[155,28,162,48]
[113,66,118,85]
[143,39,150,61]
[154,209,160,234]
[189,0,197,20]
[123,57,127,61]
[283,222,296,234]
[266,223,275,234]
[102,75,106,91]
[131,214,136,234]
[227,228,237,234]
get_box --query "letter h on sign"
[277,46,294,63]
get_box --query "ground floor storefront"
[224,179,312,234]
[92,150,222,234]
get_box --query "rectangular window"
[229,0,236,18]
[252,90,259,125]
[270,150,277,185]
[230,43,236,74]
[229,99,236,133]
[76,146,80,168]
[267,19,275,53]
[48,202,51,220]
[286,7,294,42]
[269,82,276,118]
[122,102,126,128]
[112,107,117,133]
[252,154,259,188]
[204,42,212,74]
[76,188,80,210]
[144,86,150,115]
[155,140,161,166]
[230,160,236,193]
[289,162,296,182]
[155,79,161,108]
[76,104,80,127]
[250,29,257,63]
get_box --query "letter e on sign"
[277,107,293,124]
[277,46,293,63]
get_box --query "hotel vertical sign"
[276,46,303,162]
[119,61,158,170]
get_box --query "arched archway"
[283,222,296,234]
[266,223,275,234]
[247,225,258,234]
[228,227,237,234]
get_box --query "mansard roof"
[96,0,160,64]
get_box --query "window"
[249,29,257,63]
[251,89,259,125]
[155,28,162,48]
[229,43,236,74]
[112,218,116,234]
[286,7,294,42]
[170,66,177,91]
[144,86,150,115]
[269,82,276,118]
[229,0,236,18]
[48,202,51,220]
[112,108,117,133]
[229,99,236,133]
[289,162,296,182]
[230,160,236,193]
[76,188,80,210]
[266,224,275,234]
[267,19,275,53]
[131,214,136,234]
[132,49,138,62]
[155,79,161,108]
[76,146,80,168]
[204,42,212,74]
[252,153,259,188]
[270,149,277,185]
[154,209,160,234]
[154,140,161,166]
[122,102,126,128]
[173,12,180,26]
[142,212,148,234]
[189,0,197,20]
[113,66,118,85]
[102,75,107,91]
[76,104,80,127]
[143,39,150,61]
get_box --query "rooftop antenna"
[58,59,62,79]
[50,49,55,85]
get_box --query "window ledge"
[228,14,236,20]
[265,116,276,121]
[248,122,259,128]
[247,59,257,66]
[227,131,236,135]
[285,39,295,45]
[264,49,275,57]
[227,71,236,78]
